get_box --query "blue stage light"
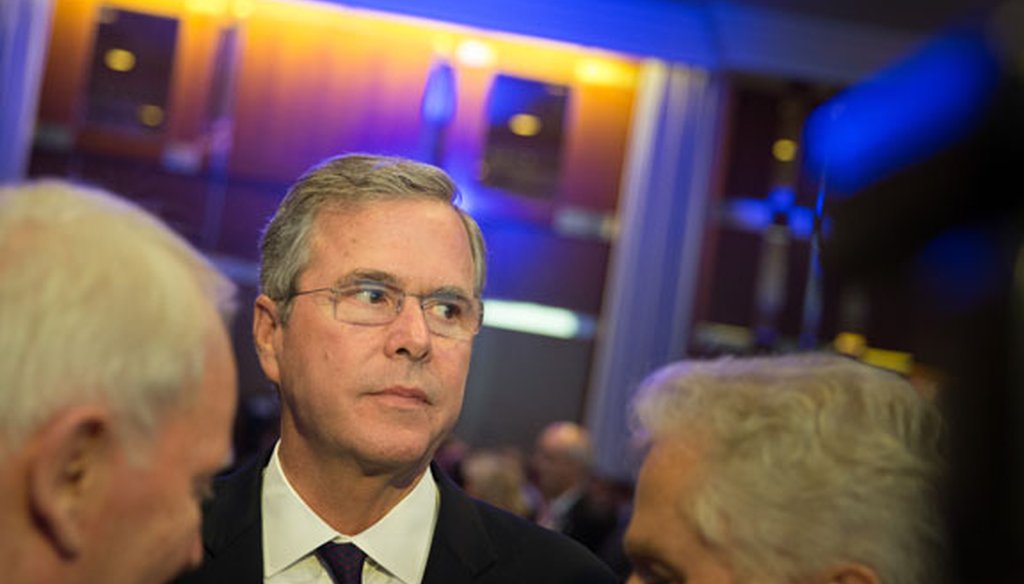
[805,29,1001,195]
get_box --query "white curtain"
[585,61,724,480]
[0,0,52,182]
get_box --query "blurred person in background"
[625,352,945,584]
[461,448,532,518]
[0,179,238,584]
[532,421,619,558]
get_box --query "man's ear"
[818,563,880,584]
[253,294,283,384]
[27,407,114,558]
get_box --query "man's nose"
[384,298,432,360]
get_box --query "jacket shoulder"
[470,499,620,584]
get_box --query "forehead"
[631,438,703,533]
[538,426,582,452]
[626,435,734,582]
[306,198,475,289]
[152,323,236,464]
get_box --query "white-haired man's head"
[625,352,945,584]
[0,179,239,584]
[0,179,237,449]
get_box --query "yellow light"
[233,0,255,19]
[137,105,165,127]
[187,0,227,15]
[508,113,541,137]
[431,33,456,58]
[455,39,495,68]
[833,332,867,357]
[104,48,136,72]
[574,58,635,88]
[862,347,914,375]
[772,138,798,162]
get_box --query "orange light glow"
[575,58,636,88]
[186,0,227,15]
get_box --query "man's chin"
[353,440,436,480]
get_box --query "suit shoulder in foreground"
[426,467,619,584]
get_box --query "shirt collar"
[549,485,584,518]
[353,462,439,584]
[261,442,439,583]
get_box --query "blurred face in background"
[531,424,587,500]
[532,442,578,499]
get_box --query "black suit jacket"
[173,453,619,584]
[562,490,619,557]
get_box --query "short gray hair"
[259,153,487,322]
[0,179,237,450]
[631,352,945,584]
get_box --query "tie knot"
[316,542,366,584]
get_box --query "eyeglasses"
[289,280,483,340]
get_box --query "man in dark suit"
[174,154,616,584]
[532,421,619,558]
[532,420,618,553]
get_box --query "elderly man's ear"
[817,563,880,584]
[27,406,115,558]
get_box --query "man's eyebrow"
[337,269,399,286]
[429,285,474,300]
[338,270,474,299]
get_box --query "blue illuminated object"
[768,186,795,211]
[420,59,457,126]
[804,29,1001,195]
[788,207,815,239]
[725,197,772,231]
[721,194,821,239]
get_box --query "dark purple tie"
[316,542,366,584]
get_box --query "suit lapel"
[422,463,498,583]
[197,457,496,583]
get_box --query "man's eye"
[632,563,683,584]
[350,286,390,305]
[426,300,463,321]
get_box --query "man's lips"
[369,386,431,405]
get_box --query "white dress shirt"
[538,486,583,532]
[261,442,440,584]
